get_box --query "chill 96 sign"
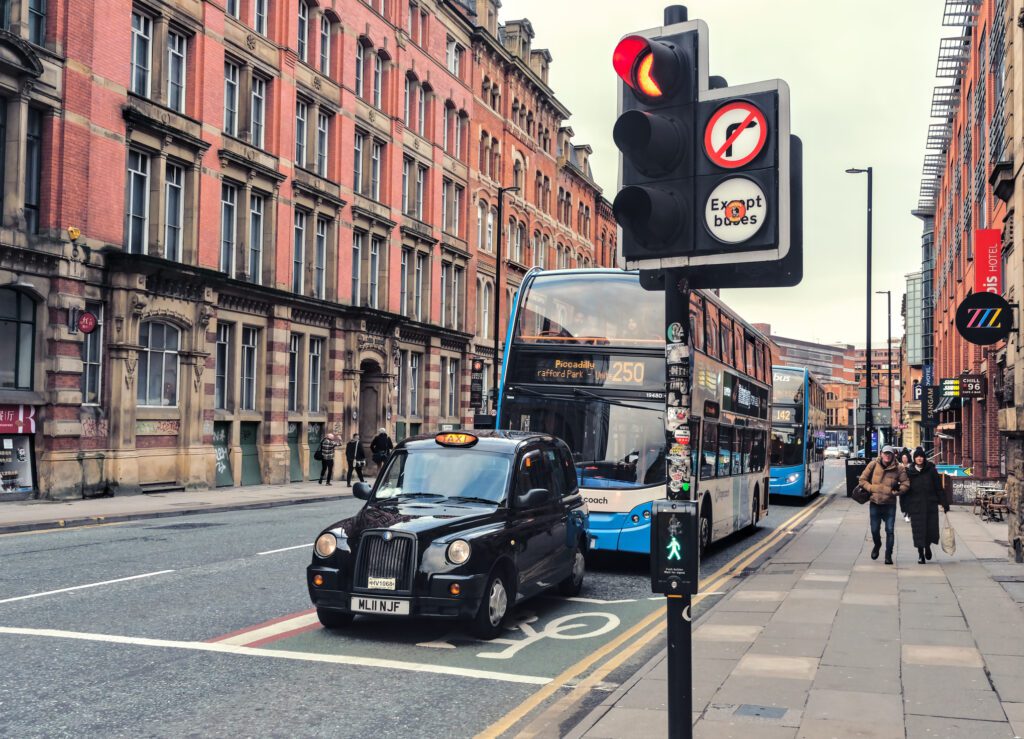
[955,291,1013,346]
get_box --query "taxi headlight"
[446,539,471,565]
[314,533,337,558]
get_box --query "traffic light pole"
[664,267,693,739]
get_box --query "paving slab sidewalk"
[0,478,373,534]
[569,496,1024,739]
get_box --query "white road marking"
[0,626,551,685]
[256,544,310,556]
[563,596,637,604]
[0,570,175,605]
[216,612,320,645]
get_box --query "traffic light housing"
[612,28,702,261]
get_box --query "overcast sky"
[502,0,947,347]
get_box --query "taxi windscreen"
[375,450,512,504]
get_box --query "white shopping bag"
[941,512,956,556]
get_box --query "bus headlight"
[786,473,800,484]
[446,539,471,565]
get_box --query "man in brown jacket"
[858,445,910,564]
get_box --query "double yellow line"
[477,493,831,739]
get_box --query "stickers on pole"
[705,178,767,243]
[704,101,768,169]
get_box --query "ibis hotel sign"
[974,229,1002,295]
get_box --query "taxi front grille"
[354,532,415,592]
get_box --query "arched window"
[512,159,522,190]
[515,222,525,263]
[481,281,492,338]
[0,288,35,390]
[477,200,486,248]
[486,207,495,251]
[372,51,384,108]
[138,321,180,406]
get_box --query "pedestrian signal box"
[650,499,699,595]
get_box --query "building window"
[164,163,184,261]
[319,14,331,73]
[295,99,308,168]
[220,182,237,275]
[409,352,420,415]
[248,193,264,284]
[440,262,450,327]
[254,0,267,35]
[445,37,462,76]
[126,149,149,255]
[240,327,258,410]
[352,231,363,304]
[315,110,327,176]
[417,84,426,136]
[447,358,458,417]
[297,0,309,62]
[309,337,323,413]
[224,61,239,136]
[130,11,152,97]
[137,321,179,407]
[372,52,383,108]
[368,236,382,309]
[452,265,463,330]
[250,76,266,149]
[481,281,491,339]
[401,157,411,214]
[28,0,45,45]
[397,349,408,416]
[167,31,187,113]
[214,322,231,409]
[514,222,524,263]
[314,216,328,299]
[353,131,364,194]
[81,301,103,404]
[24,109,41,234]
[226,0,239,18]
[400,249,409,316]
[354,43,365,99]
[414,252,425,320]
[415,164,425,218]
[0,289,33,390]
[370,141,382,200]
[486,207,494,251]
[288,333,300,412]
[293,209,306,293]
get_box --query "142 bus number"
[608,360,645,385]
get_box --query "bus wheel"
[748,492,760,531]
[699,503,712,556]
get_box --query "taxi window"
[556,442,579,495]
[543,448,566,498]
[516,448,548,495]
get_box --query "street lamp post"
[877,289,892,445]
[846,166,873,458]
[492,186,520,414]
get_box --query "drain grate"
[734,704,787,719]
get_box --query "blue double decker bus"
[769,366,826,498]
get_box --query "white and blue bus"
[769,366,826,498]
[497,269,771,554]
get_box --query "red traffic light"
[613,35,680,99]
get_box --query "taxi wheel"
[471,572,510,640]
[317,608,354,630]
[558,545,585,596]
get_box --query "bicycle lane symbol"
[416,611,620,660]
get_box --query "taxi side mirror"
[516,488,551,509]
[352,482,372,500]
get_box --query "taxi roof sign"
[435,432,479,447]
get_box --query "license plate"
[367,577,396,590]
[351,596,410,615]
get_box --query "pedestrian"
[857,444,910,565]
[345,432,366,486]
[898,448,913,522]
[904,446,949,564]
[370,427,394,467]
[317,433,338,485]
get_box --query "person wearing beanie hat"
[370,427,394,467]
[903,447,948,563]
[858,444,910,564]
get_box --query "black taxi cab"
[307,430,588,639]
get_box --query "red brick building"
[0,0,615,499]
[917,0,1007,478]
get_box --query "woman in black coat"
[904,447,949,563]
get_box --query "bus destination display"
[509,354,665,389]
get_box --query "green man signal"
[666,536,682,561]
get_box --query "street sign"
[703,100,768,168]
[704,177,767,243]
[470,358,485,409]
[857,386,880,405]
[955,291,1013,346]
[913,382,922,401]
[856,407,892,426]
[974,229,1002,295]
[921,385,939,427]
[942,375,986,398]
[77,311,98,335]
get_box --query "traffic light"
[612,27,702,261]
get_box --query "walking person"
[317,433,338,485]
[345,432,366,487]
[904,447,949,564]
[898,448,913,522]
[370,427,394,468]
[858,445,910,565]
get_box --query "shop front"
[0,404,37,500]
